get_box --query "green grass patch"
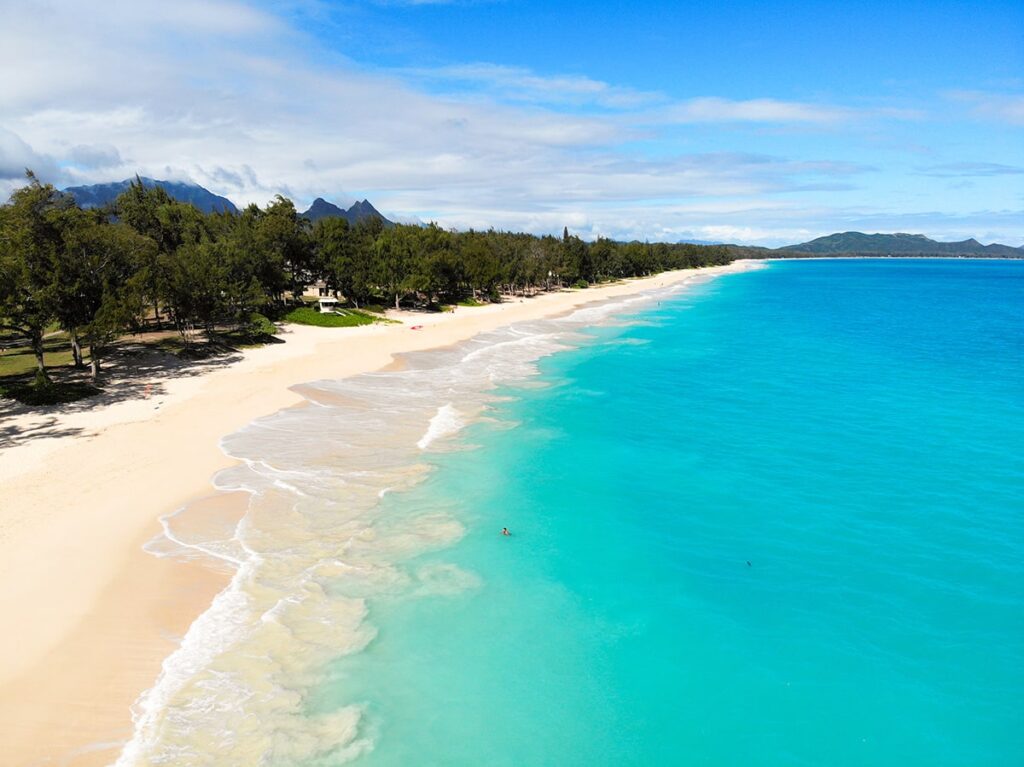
[283,306,378,328]
[457,297,486,307]
[0,338,76,378]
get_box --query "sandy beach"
[0,262,754,766]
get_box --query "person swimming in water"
[501,527,511,536]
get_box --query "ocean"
[128,259,1024,766]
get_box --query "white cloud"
[0,129,59,181]
[662,97,854,124]
[67,143,124,169]
[372,0,493,5]
[407,64,663,109]
[917,161,1024,177]
[945,90,1024,126]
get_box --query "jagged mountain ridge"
[301,197,393,226]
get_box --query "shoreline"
[0,261,757,766]
[760,255,1024,262]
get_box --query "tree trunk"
[153,300,162,330]
[31,331,49,384]
[70,329,85,369]
[89,346,100,380]
[394,292,400,310]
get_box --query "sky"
[0,0,1022,246]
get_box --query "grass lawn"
[0,334,75,378]
[0,333,100,404]
[283,306,380,327]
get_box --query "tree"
[115,179,172,329]
[562,231,592,284]
[589,237,621,281]
[258,196,310,299]
[163,239,227,345]
[0,172,70,384]
[314,217,370,305]
[408,224,457,305]
[216,233,271,331]
[51,207,102,369]
[56,217,154,378]
[460,231,501,300]
[346,218,382,306]
[374,225,416,309]
[221,204,286,300]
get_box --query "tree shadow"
[0,410,85,449]
[0,335,257,449]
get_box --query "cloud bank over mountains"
[0,0,1021,246]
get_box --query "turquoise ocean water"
[315,260,1024,766]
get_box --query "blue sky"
[1,0,1021,245]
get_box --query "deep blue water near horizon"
[317,260,1024,766]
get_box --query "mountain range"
[63,177,239,214]
[61,179,393,226]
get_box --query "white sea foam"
[143,505,247,567]
[117,278,709,765]
[417,403,464,449]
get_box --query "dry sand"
[0,262,755,766]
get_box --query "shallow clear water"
[127,260,1024,766]
[319,260,1024,766]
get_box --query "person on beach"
[501,527,511,536]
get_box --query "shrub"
[247,312,279,337]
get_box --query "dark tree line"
[0,172,733,386]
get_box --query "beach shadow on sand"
[0,337,259,450]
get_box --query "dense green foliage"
[0,170,733,392]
